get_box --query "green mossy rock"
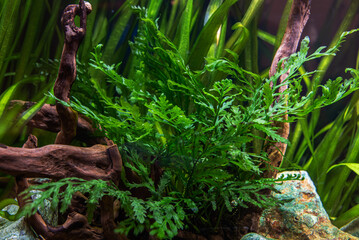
[257,171,358,240]
[241,233,275,240]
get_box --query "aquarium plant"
[0,0,358,239]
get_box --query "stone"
[257,171,358,240]
[31,190,58,226]
[0,190,58,240]
[341,217,359,237]
[241,232,273,240]
[0,204,36,240]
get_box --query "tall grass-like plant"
[280,1,359,227]
[20,8,359,238]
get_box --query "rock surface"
[342,218,359,237]
[0,191,57,240]
[240,233,274,240]
[0,205,36,240]
[253,171,358,240]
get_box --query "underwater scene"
[0,0,359,239]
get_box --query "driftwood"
[0,143,121,180]
[264,0,312,178]
[16,135,104,240]
[54,0,91,145]
[10,100,105,145]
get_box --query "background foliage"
[0,0,359,234]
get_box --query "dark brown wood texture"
[54,0,92,145]
[10,100,106,145]
[264,0,311,178]
[0,144,120,180]
[11,1,119,239]
[15,135,104,240]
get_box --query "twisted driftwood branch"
[54,0,92,145]
[9,100,106,145]
[0,143,121,180]
[11,137,122,240]
[264,0,311,178]
[16,135,104,240]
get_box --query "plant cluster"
[2,0,359,237]
[19,8,359,238]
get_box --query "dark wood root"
[9,100,106,145]
[54,105,78,145]
[16,135,53,239]
[264,0,312,178]
[100,196,126,240]
[12,139,121,238]
[46,212,103,240]
[100,141,124,240]
[54,1,91,145]
[14,135,122,240]
[0,143,121,181]
[10,1,123,239]
[51,2,117,237]
[16,135,103,240]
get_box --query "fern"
[25,10,359,239]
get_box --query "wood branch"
[0,143,121,181]
[10,100,106,145]
[54,0,91,144]
[98,140,125,240]
[264,0,311,178]
[16,135,53,239]
[15,135,121,240]
[16,136,103,240]
[101,196,124,240]
[11,2,123,239]
[46,212,103,240]
[269,0,312,79]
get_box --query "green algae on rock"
[257,171,358,240]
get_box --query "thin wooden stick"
[264,0,311,178]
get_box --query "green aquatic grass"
[0,0,21,86]
[177,0,193,60]
[188,0,237,70]
[224,0,264,57]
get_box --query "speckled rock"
[31,190,58,226]
[341,217,359,237]
[0,190,58,240]
[241,233,274,240]
[257,171,358,240]
[0,204,36,240]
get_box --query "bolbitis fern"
[23,8,359,239]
